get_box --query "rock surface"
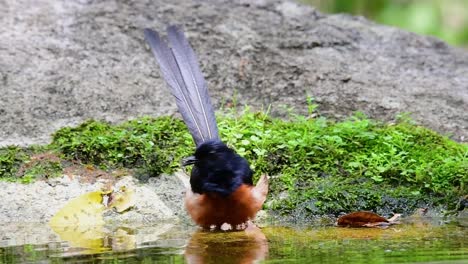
[0,172,192,246]
[1,0,467,147]
[0,0,467,233]
[0,175,180,223]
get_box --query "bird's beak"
[182,156,197,166]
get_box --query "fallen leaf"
[49,191,109,227]
[50,224,107,252]
[337,211,400,228]
[108,186,135,213]
[49,190,110,253]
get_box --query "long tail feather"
[144,26,219,146]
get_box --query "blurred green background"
[301,0,468,47]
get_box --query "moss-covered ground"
[1,108,466,217]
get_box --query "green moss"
[1,110,466,216]
[50,116,192,176]
[0,146,29,177]
[0,146,62,182]
[217,110,466,216]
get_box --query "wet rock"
[456,209,468,227]
[0,0,466,147]
[0,175,177,224]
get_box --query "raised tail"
[144,26,219,146]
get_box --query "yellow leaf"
[49,191,106,227]
[49,190,110,252]
[50,225,107,252]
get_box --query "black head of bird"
[185,139,253,197]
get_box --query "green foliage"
[0,146,29,176]
[0,146,62,182]
[1,111,466,216]
[218,110,467,216]
[50,117,192,176]
[303,0,468,47]
[18,152,63,183]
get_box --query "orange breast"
[185,184,263,229]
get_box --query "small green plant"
[0,146,62,182]
[17,152,63,183]
[306,96,319,116]
[0,146,29,177]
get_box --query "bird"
[143,25,268,230]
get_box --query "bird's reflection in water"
[185,224,268,264]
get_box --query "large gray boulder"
[1,0,467,146]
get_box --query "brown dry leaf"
[337,211,400,228]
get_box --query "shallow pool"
[1,220,466,263]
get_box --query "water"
[1,220,466,263]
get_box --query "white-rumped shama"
[144,26,268,230]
